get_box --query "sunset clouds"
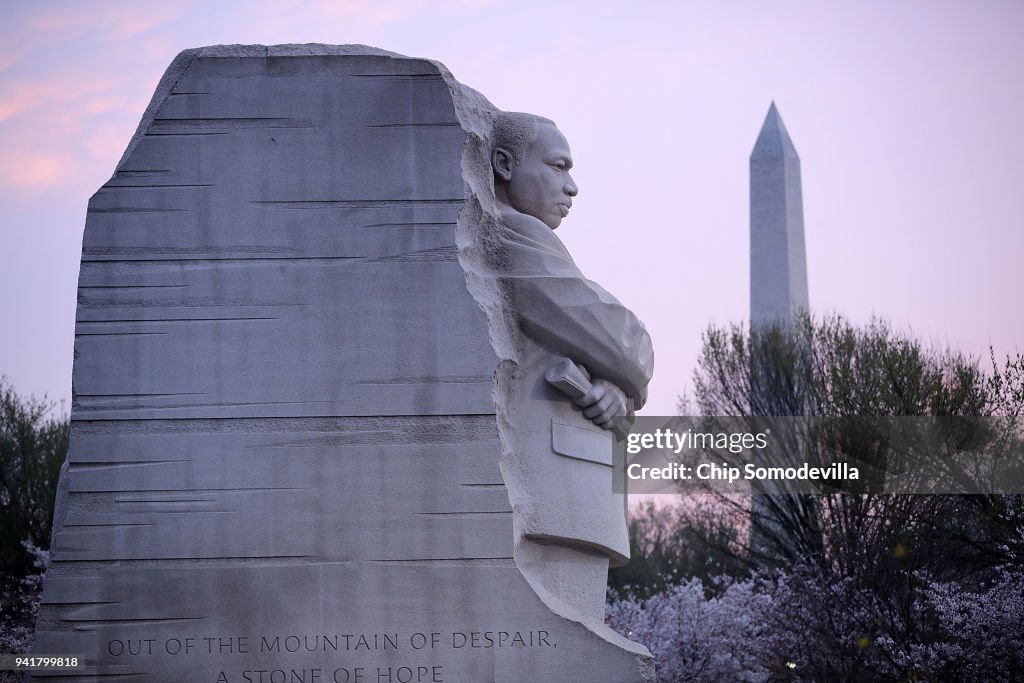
[0,3,184,192]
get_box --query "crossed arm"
[493,212,654,430]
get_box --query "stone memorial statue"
[479,111,654,627]
[31,44,655,682]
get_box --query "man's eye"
[551,162,565,171]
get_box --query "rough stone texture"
[750,102,809,327]
[32,45,653,681]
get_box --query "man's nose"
[564,174,578,196]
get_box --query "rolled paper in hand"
[544,357,591,401]
[545,357,635,441]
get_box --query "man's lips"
[558,203,571,217]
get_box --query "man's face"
[505,123,578,230]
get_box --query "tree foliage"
[608,560,1024,682]
[0,377,68,576]
[608,315,1024,680]
[695,314,1003,419]
[609,499,748,599]
[690,314,1024,577]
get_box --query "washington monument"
[749,103,811,561]
[750,102,808,327]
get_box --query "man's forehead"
[532,122,572,157]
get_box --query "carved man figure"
[486,111,654,625]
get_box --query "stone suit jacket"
[490,212,654,565]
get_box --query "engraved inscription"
[102,629,558,682]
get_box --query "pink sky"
[1,0,1022,415]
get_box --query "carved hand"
[577,378,628,430]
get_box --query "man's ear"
[492,147,514,182]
